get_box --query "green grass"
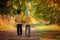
[36,25,60,31]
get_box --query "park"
[0,0,60,40]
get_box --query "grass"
[0,25,15,31]
[36,25,60,31]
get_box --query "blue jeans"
[25,25,30,37]
[16,24,22,36]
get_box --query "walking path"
[0,27,40,40]
[0,25,60,40]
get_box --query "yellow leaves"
[59,8,60,11]
[19,1,23,5]
[25,2,31,8]
[13,5,18,9]
[7,1,10,6]
[48,2,54,7]
[55,3,58,7]
[47,0,59,8]
[31,18,37,24]
[34,3,38,5]
[50,3,54,7]
[39,13,44,17]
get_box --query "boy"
[15,10,23,36]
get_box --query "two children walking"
[15,10,31,37]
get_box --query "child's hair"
[17,10,21,14]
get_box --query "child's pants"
[25,25,30,37]
[16,24,22,36]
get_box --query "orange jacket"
[24,15,31,25]
[15,14,23,24]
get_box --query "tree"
[1,0,60,25]
[0,0,10,15]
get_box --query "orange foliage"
[0,18,7,30]
[46,38,50,40]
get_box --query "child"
[15,10,23,36]
[24,11,31,37]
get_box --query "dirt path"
[0,27,40,40]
